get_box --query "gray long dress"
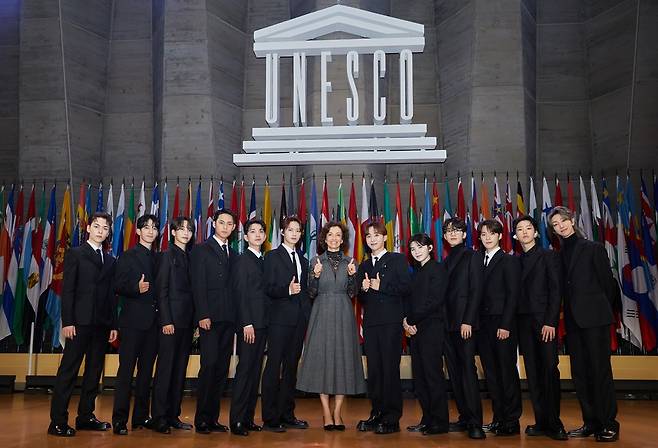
[296,251,367,395]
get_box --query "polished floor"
[1,394,654,447]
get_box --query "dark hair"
[443,217,466,233]
[213,208,236,223]
[137,213,159,230]
[409,233,435,266]
[89,212,113,228]
[477,219,503,236]
[365,218,387,236]
[282,215,303,232]
[171,216,194,233]
[318,221,350,254]
[547,206,584,238]
[512,215,538,232]
[245,218,266,233]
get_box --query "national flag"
[279,176,288,228]
[591,176,602,242]
[540,176,553,249]
[150,182,160,218]
[26,186,42,314]
[160,181,169,251]
[529,176,538,222]
[369,178,379,220]
[480,174,491,220]
[432,177,443,257]
[3,185,24,337]
[640,176,658,346]
[112,183,125,256]
[383,178,393,252]
[471,175,479,251]
[456,176,466,221]
[444,177,453,221]
[516,178,525,218]
[567,175,576,211]
[306,177,318,260]
[248,178,257,221]
[347,179,358,259]
[0,185,13,341]
[237,179,247,254]
[172,182,180,219]
[270,209,281,249]
[408,177,419,247]
[578,175,593,240]
[504,175,514,253]
[554,175,563,207]
[360,174,369,229]
[184,180,192,217]
[40,186,56,327]
[194,181,203,244]
[263,178,272,252]
[72,182,87,247]
[617,209,643,348]
[13,186,37,344]
[288,174,296,218]
[298,177,307,253]
[492,175,510,253]
[229,179,239,251]
[321,176,329,227]
[124,181,136,250]
[95,182,104,212]
[106,183,114,250]
[218,178,225,210]
[336,176,345,224]
[393,180,404,254]
[422,177,431,234]
[205,180,214,241]
[137,180,146,220]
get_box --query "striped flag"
[306,177,318,260]
[112,183,125,256]
[125,181,137,250]
[394,181,404,254]
[195,181,203,244]
[263,178,272,252]
[383,178,393,252]
[160,181,169,251]
[248,178,257,221]
[321,176,329,227]
[591,176,602,242]
[578,175,593,240]
[347,179,358,259]
[516,178,525,218]
[150,182,160,218]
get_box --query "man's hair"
[443,217,467,233]
[365,218,387,236]
[137,213,159,230]
[282,215,303,232]
[245,218,266,233]
[213,208,237,223]
[171,216,194,233]
[89,212,113,228]
[477,219,503,236]
[512,214,538,232]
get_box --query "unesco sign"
[234,5,445,166]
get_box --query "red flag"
[431,178,440,258]
[471,175,480,251]
[184,181,192,217]
[554,176,563,207]
[298,177,307,224]
[456,177,466,220]
[238,180,247,226]
[230,179,238,213]
[172,183,180,219]
[505,176,514,254]
[321,177,329,227]
[567,175,576,211]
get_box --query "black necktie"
[221,244,228,258]
[373,256,379,266]
[291,251,298,282]
[96,248,103,265]
[484,254,489,267]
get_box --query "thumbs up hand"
[138,274,150,293]
[370,272,381,291]
[289,276,301,295]
[347,258,356,276]
[362,272,371,292]
[313,258,323,278]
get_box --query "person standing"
[48,212,117,437]
[151,216,195,434]
[297,222,366,431]
[191,209,237,434]
[356,220,411,435]
[112,214,160,434]
[549,206,619,442]
[262,216,310,432]
[229,218,269,436]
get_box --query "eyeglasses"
[444,228,463,234]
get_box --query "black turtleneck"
[561,233,579,268]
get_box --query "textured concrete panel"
[212,98,242,179]
[436,2,474,100]
[207,14,245,81]
[21,0,59,19]
[440,91,470,172]
[112,0,151,40]
[0,118,18,179]
[636,0,658,81]
[103,112,154,180]
[164,41,211,96]
[537,102,591,173]
[19,18,65,102]
[62,0,112,39]
[207,0,248,32]
[0,44,18,117]
[247,0,291,32]
[524,91,536,175]
[521,5,536,100]
[629,80,658,169]
[584,0,630,20]
[391,0,434,26]
[164,6,208,42]
[106,39,152,114]
[68,104,104,181]
[537,0,585,24]
[0,17,19,46]
[590,86,631,174]
[435,0,472,24]
[537,24,587,101]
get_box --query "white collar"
[485,246,501,259]
[372,249,387,260]
[213,235,228,247]
[248,247,262,258]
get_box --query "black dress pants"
[444,329,483,427]
[152,327,193,424]
[230,328,267,425]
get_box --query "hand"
[163,324,175,335]
[362,273,371,291]
[243,325,255,344]
[369,272,381,291]
[138,274,150,293]
[541,325,556,342]
[460,323,472,339]
[289,276,301,295]
[407,324,417,336]
[313,258,323,278]
[108,330,118,343]
[347,258,356,276]
[199,318,211,330]
[497,328,510,340]
[62,325,76,339]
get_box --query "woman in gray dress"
[296,221,367,430]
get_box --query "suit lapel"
[447,246,467,276]
[81,243,103,270]
[484,250,503,279]
[568,238,586,276]
[278,245,297,279]
[208,237,226,261]
[522,248,541,282]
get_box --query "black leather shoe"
[374,422,400,434]
[495,422,520,436]
[482,421,501,433]
[324,424,335,431]
[282,417,309,429]
[422,424,449,435]
[595,428,619,442]
[449,420,467,432]
[406,423,427,432]
[333,423,345,431]
[113,422,128,435]
[525,424,545,436]
[468,426,486,439]
[568,424,595,438]
[195,422,211,434]
[357,413,381,432]
[231,422,249,436]
[48,423,76,437]
[154,421,171,434]
[76,416,111,431]
[246,421,262,432]
[132,418,154,430]
[262,422,287,432]
[546,427,569,441]
[169,418,193,430]
[209,421,229,432]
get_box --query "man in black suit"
[440,218,486,440]
[476,219,522,436]
[112,214,160,435]
[151,216,196,434]
[191,209,237,434]
[262,216,310,432]
[549,206,619,442]
[356,219,411,435]
[229,218,269,436]
[514,215,568,441]
[48,212,117,437]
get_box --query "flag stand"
[27,321,35,376]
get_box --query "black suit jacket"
[479,249,521,331]
[404,260,448,330]
[190,237,236,324]
[264,244,310,326]
[156,245,195,328]
[114,244,158,330]
[61,242,116,328]
[356,251,411,327]
[233,250,270,330]
[445,244,484,331]
[519,245,561,327]
[560,237,615,328]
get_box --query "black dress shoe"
[374,422,400,434]
[231,422,249,436]
[357,413,381,432]
[195,422,211,434]
[546,427,569,441]
[406,423,427,432]
[76,416,111,431]
[113,422,128,435]
[282,417,309,429]
[482,421,501,433]
[449,420,467,432]
[568,424,595,438]
[209,421,229,432]
[422,424,449,435]
[263,422,287,432]
[169,418,193,430]
[525,424,545,436]
[246,421,262,432]
[324,424,335,431]
[333,423,345,431]
[154,422,171,434]
[495,422,520,436]
[48,423,76,437]
[595,427,619,442]
[468,426,486,439]
[132,418,154,430]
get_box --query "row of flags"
[1,172,657,354]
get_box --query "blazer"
[444,244,484,331]
[560,236,616,328]
[156,245,195,329]
[61,242,116,328]
[232,250,270,330]
[190,237,236,324]
[518,245,561,328]
[479,249,521,331]
[356,251,411,327]
[404,260,448,330]
[264,244,310,326]
[114,244,158,330]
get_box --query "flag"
[640,176,658,346]
[554,176,563,207]
[369,178,379,220]
[617,209,643,348]
[504,175,514,253]
[4,185,24,339]
[540,176,553,249]
[360,175,370,251]
[288,174,296,219]
[408,177,419,246]
[0,186,13,341]
[578,175,593,240]
[124,181,136,250]
[591,176,602,242]
[394,180,404,254]
[444,178,453,221]
[172,182,180,219]
[298,177,307,253]
[205,180,214,241]
[72,182,86,247]
[516,179,525,217]
[480,174,491,220]
[270,209,281,249]
[40,185,56,327]
[248,178,257,221]
[456,176,466,221]
[13,186,37,344]
[112,183,125,256]
[263,178,272,252]
[348,179,358,259]
[529,176,538,222]
[423,177,432,234]
[137,180,146,219]
[336,177,345,224]
[431,178,442,257]
[184,180,192,217]
[567,175,576,211]
[321,176,329,227]
[160,181,169,251]
[150,182,160,218]
[195,181,203,244]
[306,177,318,260]
[25,186,42,314]
[492,176,507,252]
[279,176,288,229]
[218,178,225,210]
[383,178,393,252]
[471,175,479,251]
[237,179,246,254]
